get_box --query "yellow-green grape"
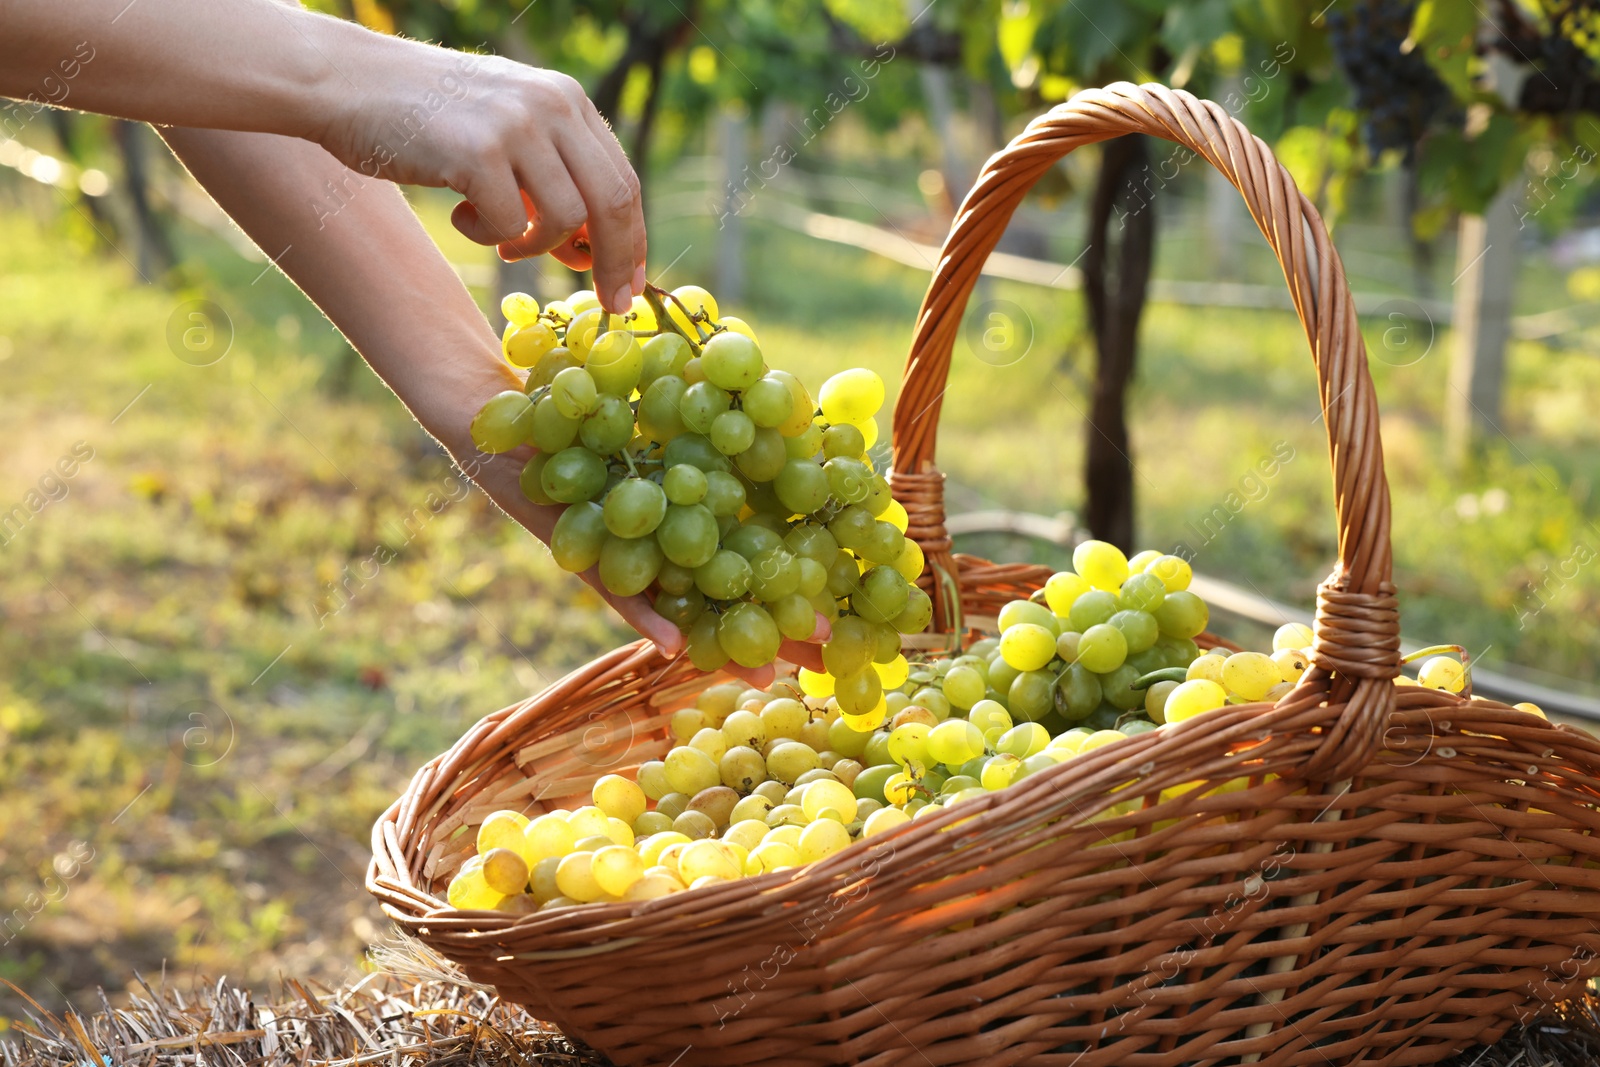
[687,786,740,829]
[720,745,767,792]
[818,368,885,424]
[1272,648,1309,683]
[1418,656,1466,693]
[656,841,691,878]
[1515,702,1547,719]
[639,831,691,868]
[1147,554,1193,593]
[798,668,835,698]
[947,786,988,805]
[1165,679,1228,723]
[476,810,531,859]
[723,819,769,852]
[887,723,931,767]
[729,794,775,826]
[679,839,741,882]
[1000,623,1057,672]
[567,806,612,840]
[719,315,758,343]
[528,856,563,903]
[624,872,685,901]
[592,774,647,824]
[656,792,690,820]
[446,860,504,910]
[746,841,800,874]
[1265,681,1294,702]
[501,291,541,327]
[668,285,719,333]
[801,780,859,823]
[1072,539,1130,592]
[638,760,672,800]
[567,289,601,314]
[893,540,927,585]
[1045,731,1089,758]
[1077,623,1128,673]
[1127,549,1163,573]
[605,817,635,846]
[673,810,717,839]
[1145,679,1179,723]
[968,700,1012,737]
[1044,571,1092,615]
[840,702,888,733]
[1222,652,1281,702]
[722,709,766,750]
[766,741,821,785]
[882,498,910,533]
[861,806,909,837]
[669,707,709,742]
[1079,729,1127,753]
[505,321,558,367]
[634,811,673,837]
[470,390,535,453]
[665,745,721,794]
[1273,622,1315,652]
[591,845,645,897]
[763,823,803,849]
[1186,653,1227,685]
[555,852,605,903]
[798,819,852,862]
[480,847,530,895]
[883,771,918,805]
[690,726,728,762]
[761,697,809,738]
[939,664,983,710]
[926,719,985,766]
[980,753,1021,790]
[998,598,1060,633]
[524,813,577,862]
[628,293,658,331]
[565,308,604,359]
[996,722,1050,758]
[875,655,910,689]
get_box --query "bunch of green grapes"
[472,284,930,672]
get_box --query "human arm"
[0,0,644,311]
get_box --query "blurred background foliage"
[5,0,1600,1031]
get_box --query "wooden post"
[716,104,747,305]
[1445,180,1521,468]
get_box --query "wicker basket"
[369,83,1600,1067]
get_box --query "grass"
[3,163,1599,1028]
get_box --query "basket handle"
[889,83,1400,780]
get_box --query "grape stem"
[643,284,714,351]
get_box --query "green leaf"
[1160,0,1233,55]
[1410,0,1477,101]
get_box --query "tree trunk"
[113,120,176,281]
[1080,135,1154,552]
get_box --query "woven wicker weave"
[369,83,1600,1067]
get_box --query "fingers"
[725,662,777,689]
[780,639,826,674]
[496,163,587,262]
[448,164,531,247]
[577,570,685,656]
[555,128,644,314]
[576,104,648,282]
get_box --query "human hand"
[463,446,830,689]
[319,48,645,314]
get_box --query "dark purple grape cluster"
[1325,0,1461,162]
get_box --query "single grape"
[1008,670,1055,722]
[1148,554,1193,592]
[663,464,707,506]
[653,589,705,630]
[860,521,905,565]
[665,745,721,795]
[591,845,645,897]
[1154,590,1209,639]
[735,427,787,482]
[1078,623,1128,673]
[640,332,693,389]
[801,779,858,823]
[1118,572,1167,613]
[822,424,866,460]
[785,423,825,459]
[1272,647,1309,683]
[501,291,541,327]
[550,501,607,571]
[694,549,752,599]
[892,545,928,591]
[702,470,746,516]
[638,375,689,443]
[825,457,873,504]
[834,667,884,716]
[710,409,757,455]
[586,330,644,396]
[942,665,986,709]
[999,623,1057,672]
[774,459,831,516]
[718,602,781,668]
[658,560,697,595]
[1273,621,1315,651]
[927,719,985,765]
[505,320,557,368]
[1109,609,1159,653]
[798,819,851,863]
[598,535,663,596]
[655,503,719,568]
[1186,652,1227,684]
[680,381,732,435]
[530,396,579,453]
[748,547,801,602]
[687,613,728,670]
[767,741,821,785]
[1418,655,1465,693]
[527,347,580,391]
[742,376,795,428]
[701,331,764,391]
[818,368,885,424]
[470,390,536,453]
[579,394,634,455]
[1068,590,1120,631]
[1099,663,1144,710]
[1073,540,1129,591]
[1145,679,1179,723]
[602,478,668,538]
[853,566,910,625]
[554,852,603,903]
[1164,679,1227,723]
[723,522,784,560]
[519,454,556,505]
[764,369,817,438]
[1056,663,1102,721]
[552,366,599,419]
[541,447,607,503]
[828,505,875,552]
[1043,571,1091,615]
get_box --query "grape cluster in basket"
[443,538,1550,912]
[472,284,929,672]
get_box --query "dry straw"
[369,83,1600,1066]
